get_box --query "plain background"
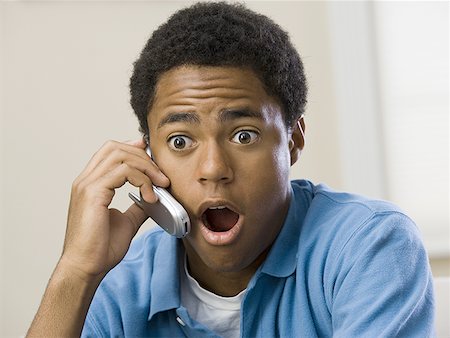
[0,1,448,336]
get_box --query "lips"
[197,200,243,245]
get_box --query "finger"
[95,163,159,203]
[123,138,146,148]
[80,140,151,179]
[81,147,169,188]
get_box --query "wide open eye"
[231,130,259,145]
[167,135,194,150]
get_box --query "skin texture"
[26,66,305,337]
[148,65,304,296]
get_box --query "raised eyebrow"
[218,108,263,122]
[157,112,200,129]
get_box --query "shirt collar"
[260,184,310,278]
[148,234,183,321]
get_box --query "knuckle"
[110,147,125,160]
[103,139,118,151]
[142,182,154,194]
[72,177,81,189]
[83,184,99,200]
[71,177,85,194]
[118,161,131,173]
[75,181,89,197]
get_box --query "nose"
[196,143,234,184]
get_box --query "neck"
[184,248,269,297]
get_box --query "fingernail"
[144,191,158,204]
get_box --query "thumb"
[124,203,149,236]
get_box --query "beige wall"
[0,2,448,336]
[0,3,340,335]
[430,258,450,277]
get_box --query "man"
[27,2,435,337]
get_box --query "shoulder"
[292,180,419,241]
[291,180,426,275]
[82,227,167,335]
[103,226,167,289]
[290,181,434,336]
[295,179,407,216]
[122,227,165,263]
[106,227,166,284]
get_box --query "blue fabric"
[82,180,435,337]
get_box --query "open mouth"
[202,206,240,232]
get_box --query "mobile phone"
[128,146,191,238]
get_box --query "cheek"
[238,147,292,202]
[160,159,199,211]
[244,140,291,178]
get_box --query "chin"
[189,240,267,275]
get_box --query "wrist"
[55,255,106,289]
[26,257,102,338]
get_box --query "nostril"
[197,165,233,183]
[199,175,231,183]
[196,146,234,182]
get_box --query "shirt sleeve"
[81,312,104,338]
[329,212,436,337]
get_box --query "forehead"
[155,65,268,96]
[147,66,286,134]
[149,66,278,116]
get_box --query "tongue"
[205,208,239,232]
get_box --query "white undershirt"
[180,256,245,338]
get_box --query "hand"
[59,139,169,282]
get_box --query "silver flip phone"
[128,146,191,238]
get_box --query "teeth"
[209,206,226,210]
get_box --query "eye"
[167,135,194,150]
[231,130,259,145]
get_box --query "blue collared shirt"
[82,180,435,337]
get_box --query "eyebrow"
[156,108,263,129]
[157,112,200,129]
[218,108,263,122]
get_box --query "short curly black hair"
[130,2,308,135]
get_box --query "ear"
[289,115,305,166]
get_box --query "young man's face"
[147,65,301,283]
